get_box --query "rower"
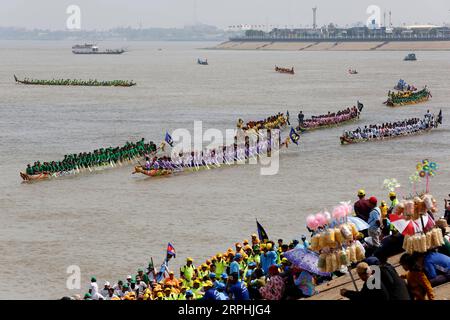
[23,164,34,176]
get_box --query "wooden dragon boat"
[296,104,363,132]
[20,155,148,182]
[275,66,295,75]
[384,88,431,107]
[14,75,136,87]
[340,128,434,145]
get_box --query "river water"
[0,40,448,299]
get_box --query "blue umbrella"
[283,248,331,277]
[347,216,370,231]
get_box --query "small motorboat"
[197,58,208,65]
[404,53,417,61]
[348,69,358,74]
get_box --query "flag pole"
[348,266,359,291]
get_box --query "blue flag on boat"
[156,259,169,282]
[289,127,300,145]
[165,132,174,147]
[256,219,269,242]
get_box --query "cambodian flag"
[167,242,176,258]
[165,132,174,147]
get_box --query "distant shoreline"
[211,40,450,51]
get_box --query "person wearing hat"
[214,253,227,276]
[197,263,209,280]
[175,286,187,300]
[244,262,257,285]
[155,291,164,300]
[83,293,92,300]
[191,279,204,299]
[185,290,195,300]
[219,273,228,286]
[120,283,130,297]
[215,282,229,300]
[113,280,124,297]
[260,243,278,275]
[235,242,248,260]
[180,257,196,287]
[280,258,291,272]
[100,281,110,298]
[89,276,104,300]
[367,196,382,247]
[388,192,399,214]
[201,280,220,300]
[126,275,132,284]
[251,233,260,247]
[340,262,389,300]
[354,189,371,222]
[163,287,176,300]
[164,271,180,288]
[137,268,150,286]
[230,253,242,279]
[135,276,148,295]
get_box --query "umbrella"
[347,216,370,231]
[283,248,331,277]
[388,213,434,236]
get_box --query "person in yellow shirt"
[214,253,227,276]
[180,257,196,287]
[380,200,391,237]
[251,234,260,247]
[191,280,204,299]
[163,287,176,300]
[197,264,209,280]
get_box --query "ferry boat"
[72,44,125,54]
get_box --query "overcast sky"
[1,0,450,30]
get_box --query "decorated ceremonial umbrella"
[347,216,370,231]
[283,248,331,277]
[388,213,435,236]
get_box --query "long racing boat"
[296,103,363,132]
[275,66,295,75]
[340,112,442,145]
[14,75,136,87]
[384,87,431,107]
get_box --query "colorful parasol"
[283,248,331,277]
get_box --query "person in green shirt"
[136,268,149,286]
[214,254,227,276]
[26,164,34,175]
[180,257,196,287]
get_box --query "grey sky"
[1,0,450,30]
